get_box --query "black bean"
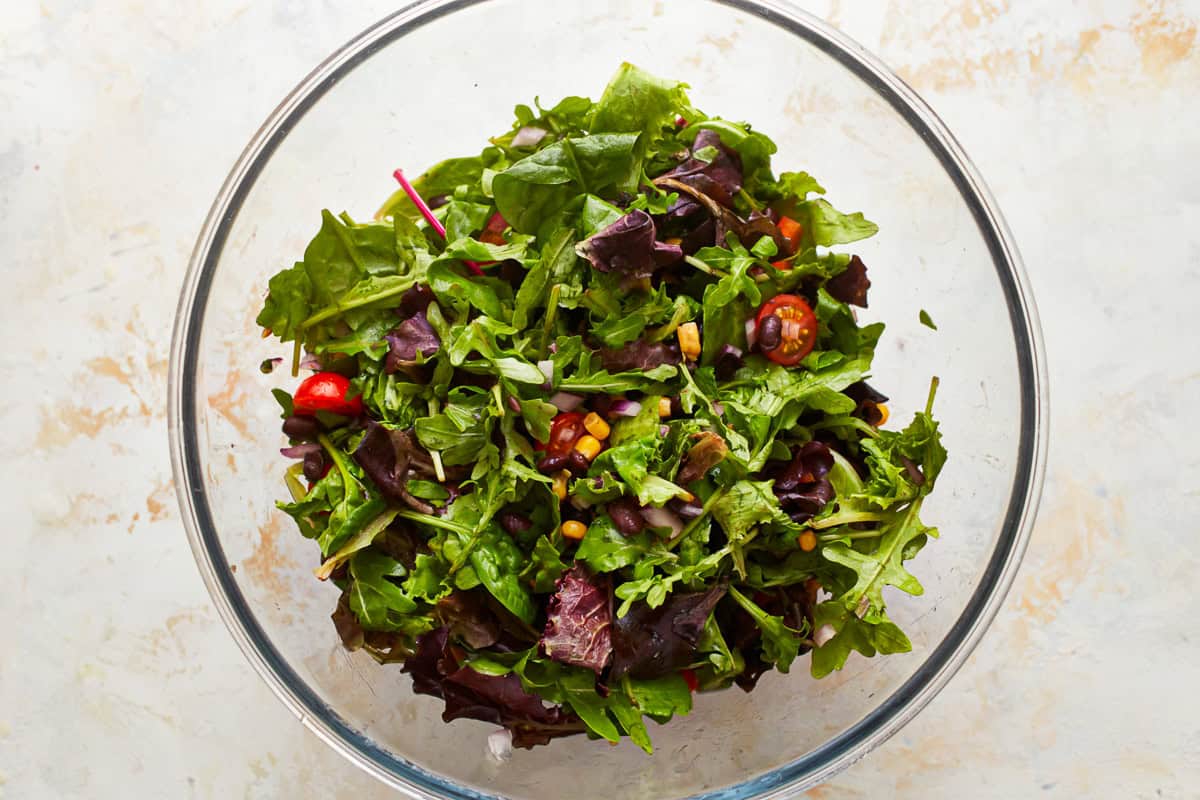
[567,450,591,476]
[499,511,532,535]
[302,451,327,482]
[537,453,568,474]
[758,314,783,351]
[282,415,321,441]
[607,497,645,535]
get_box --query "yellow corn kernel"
[583,412,610,440]
[677,322,701,361]
[798,531,818,552]
[658,397,672,418]
[664,237,683,246]
[575,434,602,461]
[561,520,588,540]
[875,403,889,426]
[552,470,570,500]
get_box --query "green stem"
[647,299,692,343]
[394,509,472,535]
[737,188,761,212]
[540,283,562,357]
[668,486,729,551]
[817,529,885,542]
[808,510,887,530]
[427,398,446,482]
[317,433,354,485]
[683,255,730,279]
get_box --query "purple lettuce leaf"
[385,310,440,373]
[352,422,441,512]
[771,441,835,523]
[825,255,871,307]
[610,585,727,680]
[576,209,678,278]
[598,338,681,372]
[540,565,613,673]
[405,627,585,748]
[662,129,744,211]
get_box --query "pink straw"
[393,169,484,276]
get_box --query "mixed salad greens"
[258,64,945,752]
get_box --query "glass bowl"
[168,1,1047,797]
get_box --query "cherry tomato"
[292,372,363,417]
[536,411,586,456]
[681,668,700,693]
[755,294,818,366]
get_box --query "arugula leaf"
[800,198,879,246]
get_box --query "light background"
[2,0,1198,797]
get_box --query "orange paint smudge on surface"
[1131,1,1197,77]
[207,370,253,439]
[242,514,299,616]
[1014,480,1122,625]
[145,479,174,522]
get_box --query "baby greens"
[261,64,945,752]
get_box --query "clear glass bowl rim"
[167,1,1049,797]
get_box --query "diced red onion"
[712,401,725,416]
[672,501,704,519]
[548,341,558,354]
[511,126,548,147]
[537,359,554,382]
[719,343,743,360]
[549,392,584,412]
[507,396,522,413]
[814,624,837,647]
[487,729,513,761]
[298,352,322,371]
[280,443,322,459]
[745,318,758,349]
[659,424,670,436]
[640,506,683,538]
[609,399,642,417]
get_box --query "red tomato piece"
[756,294,818,366]
[292,372,364,417]
[777,215,803,249]
[536,411,586,457]
[681,668,700,693]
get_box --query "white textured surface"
[2,1,1198,798]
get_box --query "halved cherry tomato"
[770,259,792,271]
[777,215,803,249]
[292,372,364,417]
[681,668,700,693]
[535,411,587,457]
[756,294,818,366]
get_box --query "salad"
[258,64,946,752]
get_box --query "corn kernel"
[552,470,569,500]
[798,531,818,552]
[658,397,672,418]
[575,434,602,461]
[583,412,610,440]
[677,322,701,361]
[561,520,588,540]
[875,403,889,426]
[664,237,683,246]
